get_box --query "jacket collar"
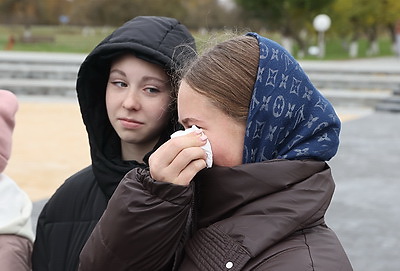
[193,160,333,256]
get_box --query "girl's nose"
[122,90,141,110]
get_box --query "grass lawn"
[0,24,397,59]
[300,35,395,60]
[0,24,113,53]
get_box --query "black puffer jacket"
[32,16,195,271]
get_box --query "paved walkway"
[326,110,400,270]
[5,95,90,202]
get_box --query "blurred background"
[1,0,400,270]
[0,0,399,58]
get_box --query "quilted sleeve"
[78,167,193,271]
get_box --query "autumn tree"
[68,0,186,26]
[0,0,41,24]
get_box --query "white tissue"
[170,125,213,168]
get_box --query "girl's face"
[106,55,172,155]
[178,80,246,167]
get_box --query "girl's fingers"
[149,132,208,184]
[168,146,206,172]
[174,158,207,186]
[150,146,207,184]
[150,131,206,166]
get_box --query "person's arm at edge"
[32,204,49,271]
[78,167,193,271]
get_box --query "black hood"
[76,16,196,198]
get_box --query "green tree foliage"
[384,0,400,42]
[332,0,385,39]
[234,0,335,52]
[331,0,400,55]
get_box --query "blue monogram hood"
[243,33,340,163]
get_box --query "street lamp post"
[313,14,331,59]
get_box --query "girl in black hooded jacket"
[32,16,195,271]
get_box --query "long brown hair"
[182,35,259,123]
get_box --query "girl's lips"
[119,118,144,129]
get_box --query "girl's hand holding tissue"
[149,125,212,186]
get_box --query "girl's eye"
[145,87,160,94]
[186,124,202,130]
[112,81,127,88]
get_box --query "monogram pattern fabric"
[243,33,340,163]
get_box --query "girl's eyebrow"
[109,70,169,85]
[109,69,126,77]
[141,76,170,85]
[179,117,201,126]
